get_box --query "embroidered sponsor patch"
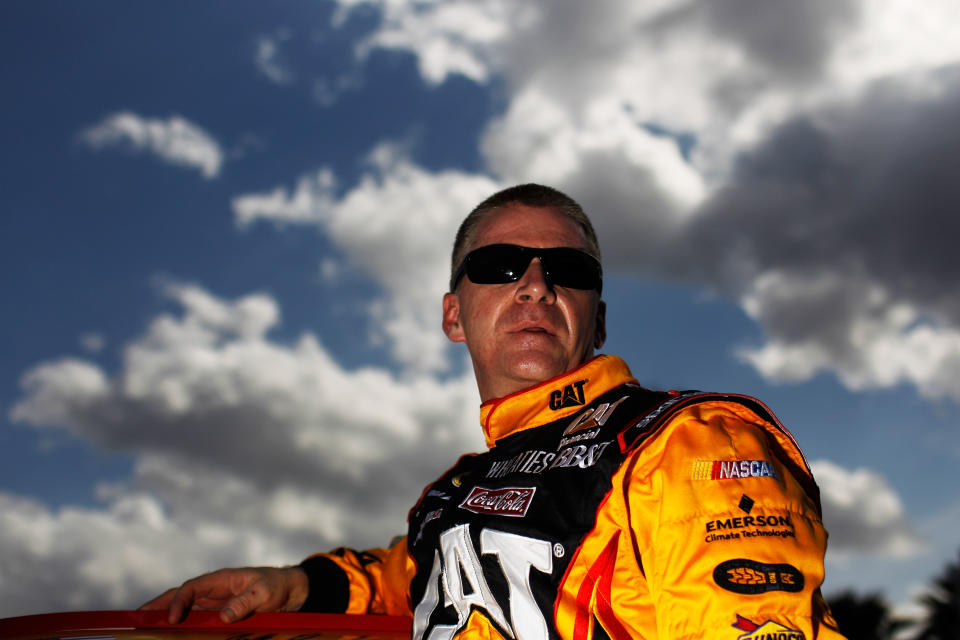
[562,396,629,436]
[556,427,601,450]
[731,615,805,640]
[714,559,804,594]
[413,508,444,545]
[549,379,587,410]
[486,442,611,478]
[704,512,795,544]
[692,459,778,481]
[459,486,536,517]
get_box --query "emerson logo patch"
[714,559,804,594]
[692,459,778,481]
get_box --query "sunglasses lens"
[461,245,601,291]
[465,245,530,284]
[542,248,602,290]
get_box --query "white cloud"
[319,258,343,283]
[811,459,922,557]
[832,0,960,88]
[312,72,365,107]
[13,283,483,480]
[736,272,960,402]
[340,0,524,85]
[255,31,295,85]
[233,169,337,228]
[232,145,501,372]
[80,112,223,179]
[823,498,960,613]
[480,88,709,269]
[229,0,960,407]
[331,0,960,190]
[79,333,105,354]
[6,284,484,616]
[0,483,313,617]
[331,0,958,167]
[12,358,109,429]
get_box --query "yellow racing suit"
[299,355,845,639]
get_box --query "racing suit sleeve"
[298,536,415,616]
[623,399,844,639]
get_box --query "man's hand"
[139,566,309,624]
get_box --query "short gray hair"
[449,184,601,291]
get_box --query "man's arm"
[297,539,414,616]
[140,537,414,622]
[139,566,309,624]
[625,400,846,638]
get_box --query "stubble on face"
[443,204,604,401]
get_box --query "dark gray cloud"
[812,460,921,556]
[704,0,861,83]
[681,66,960,300]
[635,66,960,391]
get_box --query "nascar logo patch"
[692,459,778,481]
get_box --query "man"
[144,184,844,639]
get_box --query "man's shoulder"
[613,386,796,455]
[607,387,767,447]
[614,387,818,492]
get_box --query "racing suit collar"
[479,354,637,447]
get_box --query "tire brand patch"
[459,486,536,517]
[715,559,804,594]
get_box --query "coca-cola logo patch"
[459,486,536,517]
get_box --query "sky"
[2,0,959,621]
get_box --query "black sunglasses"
[452,244,602,293]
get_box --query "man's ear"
[442,292,466,343]
[593,300,607,349]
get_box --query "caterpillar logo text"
[549,379,587,410]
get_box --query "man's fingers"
[138,588,177,611]
[138,586,191,624]
[165,580,210,624]
[139,568,290,625]
[168,593,187,625]
[220,582,268,623]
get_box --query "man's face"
[442,204,606,401]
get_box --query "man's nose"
[515,258,556,303]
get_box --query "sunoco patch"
[731,615,805,640]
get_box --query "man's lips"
[502,309,562,336]
[510,321,556,336]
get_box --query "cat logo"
[549,379,587,410]
[563,396,629,436]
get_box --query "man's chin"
[502,352,573,387]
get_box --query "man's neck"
[474,358,594,403]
